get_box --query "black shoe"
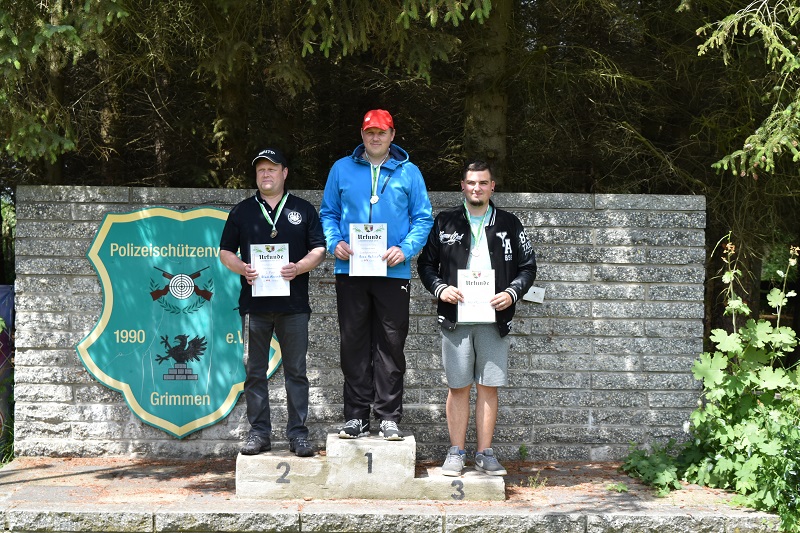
[338,419,370,439]
[241,434,271,455]
[290,437,314,457]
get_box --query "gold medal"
[270,229,278,238]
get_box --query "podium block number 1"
[365,452,373,474]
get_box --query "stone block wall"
[13,186,705,460]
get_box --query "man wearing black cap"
[219,148,326,457]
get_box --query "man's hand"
[333,240,354,260]
[281,263,299,281]
[490,291,513,311]
[382,246,406,267]
[243,263,258,285]
[440,285,464,304]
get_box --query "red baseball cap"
[362,109,394,131]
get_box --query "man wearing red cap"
[320,110,433,441]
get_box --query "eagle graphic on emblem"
[155,334,207,365]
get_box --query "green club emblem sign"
[77,207,282,438]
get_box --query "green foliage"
[622,440,683,496]
[518,442,529,461]
[606,482,629,493]
[623,240,800,531]
[764,234,800,284]
[0,420,13,465]
[298,0,491,81]
[0,360,12,465]
[0,194,13,285]
[694,1,800,180]
[0,0,129,163]
[518,471,547,489]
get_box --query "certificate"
[457,269,495,323]
[250,243,290,297]
[349,223,387,277]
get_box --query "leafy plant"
[0,375,12,465]
[0,315,12,465]
[622,439,683,496]
[519,472,547,490]
[518,442,529,461]
[623,239,800,530]
[606,482,629,493]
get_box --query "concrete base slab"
[0,457,781,532]
[236,434,505,501]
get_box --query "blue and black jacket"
[320,143,433,279]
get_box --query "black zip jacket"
[417,200,537,337]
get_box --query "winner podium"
[236,434,505,501]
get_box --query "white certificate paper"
[251,243,290,297]
[349,223,387,277]
[457,269,495,323]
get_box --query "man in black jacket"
[220,148,326,458]
[418,159,536,477]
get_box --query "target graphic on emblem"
[150,266,214,308]
[168,274,195,300]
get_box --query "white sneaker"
[379,420,404,440]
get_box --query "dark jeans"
[335,275,410,423]
[243,312,310,440]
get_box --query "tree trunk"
[463,0,511,186]
[214,66,249,188]
[99,67,123,184]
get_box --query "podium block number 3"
[451,480,465,500]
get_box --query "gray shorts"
[441,323,510,389]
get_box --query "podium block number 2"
[365,452,373,474]
[276,462,291,484]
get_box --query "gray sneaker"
[474,448,507,476]
[441,446,465,477]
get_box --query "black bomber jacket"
[417,200,537,337]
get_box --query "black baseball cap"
[252,148,288,167]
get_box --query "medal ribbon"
[371,163,380,198]
[366,152,388,203]
[465,201,490,252]
[256,193,289,236]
